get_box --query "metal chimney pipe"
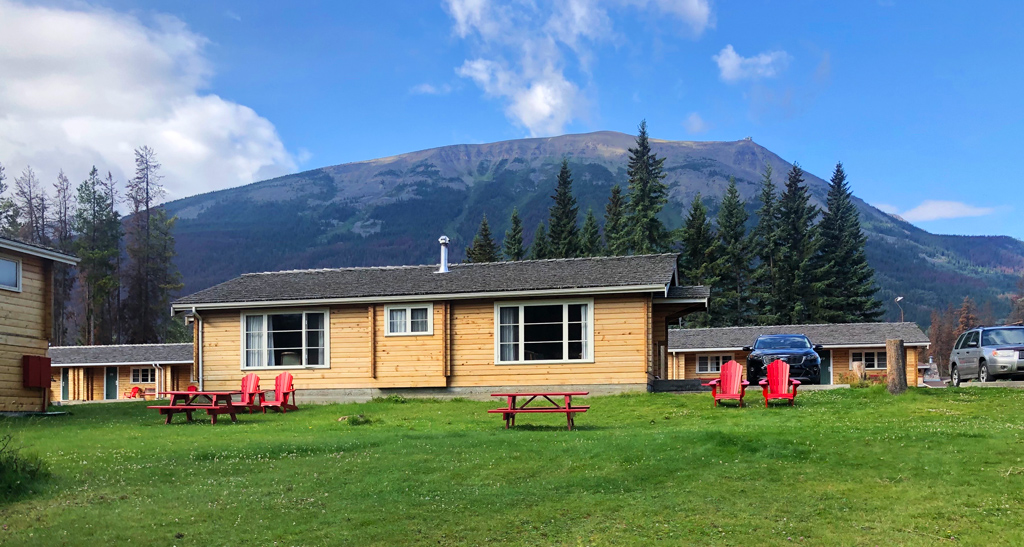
[437,235,450,273]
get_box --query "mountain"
[163,131,1024,326]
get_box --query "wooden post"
[368,305,376,379]
[886,338,907,395]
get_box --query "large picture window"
[495,300,592,364]
[0,257,20,292]
[243,310,327,368]
[697,354,732,374]
[851,351,887,370]
[385,304,433,336]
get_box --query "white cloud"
[899,200,996,222]
[873,203,900,215]
[683,112,708,134]
[713,44,791,83]
[443,0,713,136]
[0,0,296,201]
[410,83,453,95]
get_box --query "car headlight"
[992,350,1016,358]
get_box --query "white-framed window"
[494,300,593,364]
[697,354,732,374]
[851,351,887,370]
[131,367,156,383]
[384,304,434,336]
[0,256,21,292]
[242,310,328,369]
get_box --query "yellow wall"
[0,251,51,411]
[50,364,196,402]
[200,294,658,391]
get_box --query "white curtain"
[246,315,265,368]
[390,309,407,333]
[499,307,519,362]
[579,304,588,359]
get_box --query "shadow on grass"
[496,423,609,432]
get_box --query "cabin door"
[819,350,832,385]
[104,367,118,400]
[61,368,69,400]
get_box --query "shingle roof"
[666,285,710,299]
[173,254,689,307]
[50,344,193,366]
[0,235,78,264]
[669,322,930,351]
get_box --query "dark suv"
[745,334,823,385]
[949,325,1024,386]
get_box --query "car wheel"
[951,365,961,387]
[979,362,991,382]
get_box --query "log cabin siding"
[0,252,51,411]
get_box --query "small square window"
[0,257,20,291]
[385,304,433,336]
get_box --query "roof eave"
[0,239,78,265]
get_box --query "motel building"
[49,344,196,402]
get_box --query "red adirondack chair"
[261,372,298,413]
[759,359,801,407]
[237,373,265,413]
[187,385,198,392]
[123,386,142,399]
[703,360,749,407]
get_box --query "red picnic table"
[148,391,256,424]
[487,392,590,431]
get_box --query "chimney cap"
[439,235,450,245]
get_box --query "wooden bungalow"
[0,236,78,412]
[666,322,930,386]
[49,344,195,402]
[171,241,708,402]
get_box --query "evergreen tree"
[579,208,602,257]
[623,120,669,254]
[0,162,19,237]
[774,164,825,324]
[603,184,629,256]
[815,162,883,322]
[547,159,580,258]
[528,222,550,260]
[51,170,76,345]
[955,296,979,336]
[1009,275,1024,324]
[13,166,48,244]
[464,215,500,263]
[503,208,525,261]
[750,163,781,324]
[715,177,754,327]
[123,146,183,343]
[73,167,121,345]
[677,194,723,327]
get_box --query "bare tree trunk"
[887,338,907,395]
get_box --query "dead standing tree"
[886,338,907,395]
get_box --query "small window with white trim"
[385,304,433,336]
[243,310,328,368]
[131,368,156,383]
[697,354,732,374]
[851,351,887,370]
[495,300,592,364]
[0,257,20,292]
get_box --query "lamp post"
[895,296,904,322]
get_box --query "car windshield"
[981,328,1024,347]
[754,336,811,350]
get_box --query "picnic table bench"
[148,391,259,424]
[488,392,589,431]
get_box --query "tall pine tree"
[465,215,500,263]
[73,167,121,345]
[579,208,602,257]
[775,164,824,324]
[13,166,48,244]
[750,163,781,324]
[51,170,76,345]
[0,162,19,238]
[815,162,883,322]
[528,222,550,260]
[603,185,629,256]
[677,194,723,327]
[123,146,183,343]
[623,120,669,254]
[547,159,580,258]
[715,178,754,327]
[503,208,524,261]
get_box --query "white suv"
[950,326,1024,386]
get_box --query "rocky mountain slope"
[163,131,1024,325]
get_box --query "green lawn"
[1,387,1023,545]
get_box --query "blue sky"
[1,1,1021,239]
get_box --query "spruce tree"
[750,163,781,324]
[603,185,629,256]
[465,215,500,263]
[623,120,669,254]
[579,208,602,257]
[775,164,824,324]
[955,296,979,336]
[503,208,524,261]
[716,177,754,327]
[51,170,76,345]
[815,162,883,322]
[547,159,580,258]
[74,167,122,345]
[528,222,550,260]
[677,194,723,327]
[13,166,48,244]
[0,162,19,238]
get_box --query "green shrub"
[0,435,48,503]
[347,414,374,426]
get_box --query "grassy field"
[1,386,1024,546]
